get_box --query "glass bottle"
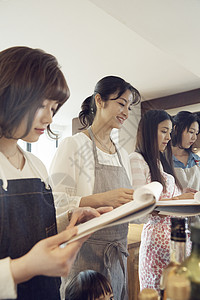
[160,217,187,300]
[176,222,200,300]
[138,288,159,300]
[166,273,191,300]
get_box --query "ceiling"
[1,0,200,129]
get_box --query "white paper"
[156,190,200,216]
[194,191,200,202]
[157,199,200,206]
[61,182,161,245]
[134,181,163,203]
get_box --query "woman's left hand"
[67,206,113,228]
[171,192,195,200]
[183,187,198,193]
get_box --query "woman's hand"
[10,206,113,285]
[67,206,113,228]
[80,188,134,208]
[101,188,133,207]
[171,192,195,200]
[10,227,87,284]
[183,187,198,193]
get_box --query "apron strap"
[0,155,8,191]
[88,126,125,168]
[103,241,129,299]
[88,127,99,165]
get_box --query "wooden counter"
[127,224,143,300]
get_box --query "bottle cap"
[191,223,200,244]
[166,274,191,300]
[138,288,158,300]
[171,217,186,241]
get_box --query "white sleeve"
[129,152,151,224]
[118,147,132,184]
[49,137,82,232]
[0,257,17,299]
[129,152,151,189]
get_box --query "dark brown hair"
[79,75,141,129]
[65,270,113,300]
[171,111,199,152]
[135,109,182,191]
[0,46,70,139]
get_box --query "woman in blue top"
[171,111,200,192]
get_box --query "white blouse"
[49,132,132,229]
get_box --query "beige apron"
[65,127,132,300]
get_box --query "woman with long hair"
[50,75,141,300]
[129,109,192,292]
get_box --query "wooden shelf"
[127,224,143,300]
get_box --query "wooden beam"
[141,88,200,115]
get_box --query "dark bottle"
[176,223,200,300]
[160,217,187,300]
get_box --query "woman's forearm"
[80,193,104,208]
[10,255,34,285]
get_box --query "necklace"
[91,128,114,154]
[6,148,18,159]
[5,147,22,170]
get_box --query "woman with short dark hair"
[0,46,108,300]
[171,111,200,191]
[65,270,114,300]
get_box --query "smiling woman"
[49,75,141,300]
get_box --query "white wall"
[0,0,143,124]
[1,0,141,167]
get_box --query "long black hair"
[79,75,141,129]
[0,46,70,139]
[135,109,182,191]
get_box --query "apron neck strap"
[88,126,124,166]
[88,127,99,164]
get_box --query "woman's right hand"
[80,188,134,208]
[67,206,113,228]
[10,227,86,284]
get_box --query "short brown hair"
[0,46,70,138]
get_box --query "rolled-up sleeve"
[0,257,17,299]
[129,152,151,189]
[49,137,82,232]
[129,152,151,224]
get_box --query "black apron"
[0,177,61,300]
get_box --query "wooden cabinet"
[127,224,143,300]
